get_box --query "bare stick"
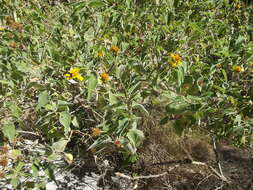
[115,172,168,180]
[192,161,229,182]
[212,137,224,177]
[195,174,213,190]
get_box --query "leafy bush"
[0,0,252,188]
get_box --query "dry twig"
[115,171,168,180]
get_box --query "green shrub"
[0,0,252,188]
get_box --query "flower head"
[65,68,84,81]
[9,42,17,48]
[0,157,8,167]
[92,128,101,137]
[97,50,105,57]
[232,65,243,73]
[168,61,179,67]
[100,72,110,82]
[114,140,122,148]
[168,53,182,67]
[0,145,9,154]
[9,22,23,31]
[0,27,5,31]
[235,3,242,9]
[4,16,23,31]
[110,45,120,54]
[4,16,14,24]
[170,53,182,62]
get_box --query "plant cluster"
[0,0,252,188]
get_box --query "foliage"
[0,0,252,188]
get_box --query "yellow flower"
[0,27,5,31]
[168,61,179,67]
[170,53,182,62]
[91,128,101,137]
[65,68,84,81]
[100,72,110,82]
[168,53,182,67]
[110,45,120,53]
[232,65,243,73]
[97,50,105,57]
[235,3,242,9]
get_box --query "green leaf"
[240,136,246,145]
[10,149,22,160]
[212,85,226,93]
[59,111,71,135]
[36,91,49,111]
[173,120,184,136]
[127,129,144,147]
[25,181,35,189]
[11,177,20,188]
[128,81,141,100]
[88,0,105,8]
[58,100,71,106]
[88,137,112,150]
[235,35,245,45]
[124,142,137,155]
[222,69,228,82]
[45,163,56,182]
[160,116,169,125]
[132,103,149,115]
[52,139,68,153]
[8,103,22,118]
[15,161,24,172]
[47,153,59,162]
[174,0,179,7]
[166,100,190,114]
[32,164,39,177]
[72,116,79,128]
[177,64,187,87]
[87,74,97,101]
[0,80,14,88]
[2,123,16,143]
[35,183,46,189]
[109,91,118,105]
[83,27,95,41]
[96,14,103,32]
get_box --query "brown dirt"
[133,119,253,190]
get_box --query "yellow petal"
[75,75,84,81]
[100,72,110,82]
[110,45,120,53]
[97,51,105,57]
[64,73,72,80]
[69,68,80,75]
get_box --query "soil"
[129,120,253,190]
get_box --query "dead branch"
[115,171,168,180]
[192,161,229,182]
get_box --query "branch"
[115,171,168,180]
